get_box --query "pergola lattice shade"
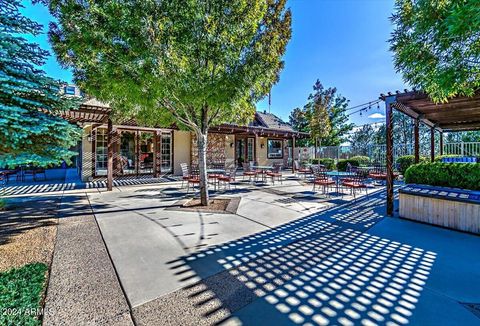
[391,91,480,132]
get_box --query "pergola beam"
[385,96,395,216]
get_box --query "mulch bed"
[166,197,241,214]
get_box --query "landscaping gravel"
[0,196,60,272]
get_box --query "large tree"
[0,0,80,168]
[47,0,291,205]
[289,80,353,147]
[390,0,480,102]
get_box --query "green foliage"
[337,157,369,172]
[48,0,291,131]
[289,80,354,146]
[0,0,81,168]
[349,125,376,155]
[0,263,48,326]
[309,158,335,170]
[405,163,480,190]
[390,0,480,102]
[350,156,371,166]
[48,0,292,204]
[397,155,428,175]
[446,131,480,142]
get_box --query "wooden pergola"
[381,90,480,216]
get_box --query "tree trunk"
[196,132,209,206]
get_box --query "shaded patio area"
[81,179,480,325]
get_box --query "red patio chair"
[266,163,283,184]
[342,171,368,199]
[294,160,310,178]
[217,166,237,190]
[313,168,336,195]
[242,162,257,182]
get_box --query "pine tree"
[0,0,81,168]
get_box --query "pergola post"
[439,132,444,156]
[107,118,113,191]
[414,118,420,163]
[292,136,296,173]
[430,127,435,162]
[385,97,395,216]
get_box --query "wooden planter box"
[399,184,480,234]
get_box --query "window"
[161,132,172,172]
[267,139,283,158]
[64,85,76,95]
[95,128,107,175]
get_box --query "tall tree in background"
[305,81,331,154]
[289,80,354,148]
[0,0,80,168]
[289,107,310,147]
[390,0,480,102]
[348,125,375,156]
[48,0,291,205]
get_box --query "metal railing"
[297,142,480,162]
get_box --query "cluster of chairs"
[295,160,393,198]
[0,166,47,185]
[242,162,283,184]
[180,162,237,192]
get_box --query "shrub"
[396,155,428,175]
[337,159,358,171]
[404,162,480,190]
[309,158,335,170]
[349,156,371,166]
[0,263,48,326]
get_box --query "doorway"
[235,136,255,167]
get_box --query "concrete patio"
[78,177,480,325]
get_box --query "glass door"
[161,132,172,172]
[95,128,107,176]
[139,132,154,174]
[119,131,136,175]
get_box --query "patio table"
[252,165,273,182]
[207,169,225,190]
[326,171,355,194]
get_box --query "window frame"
[267,138,284,159]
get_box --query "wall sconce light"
[87,133,92,142]
[230,142,234,148]
[260,143,265,149]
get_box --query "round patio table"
[326,171,355,194]
[252,165,273,182]
[207,168,225,190]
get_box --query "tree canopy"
[390,0,480,102]
[289,80,353,146]
[47,0,291,204]
[0,0,81,168]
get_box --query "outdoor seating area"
[0,165,49,185]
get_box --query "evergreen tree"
[289,80,354,147]
[0,0,80,168]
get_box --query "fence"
[297,142,480,163]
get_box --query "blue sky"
[21,0,406,126]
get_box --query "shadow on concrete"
[0,196,60,246]
[166,190,436,325]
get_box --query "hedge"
[404,162,480,190]
[349,156,371,166]
[396,155,428,175]
[309,158,335,170]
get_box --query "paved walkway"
[43,193,134,325]
[41,177,480,325]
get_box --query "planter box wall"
[399,185,480,234]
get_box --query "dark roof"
[381,90,480,132]
[252,111,295,132]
